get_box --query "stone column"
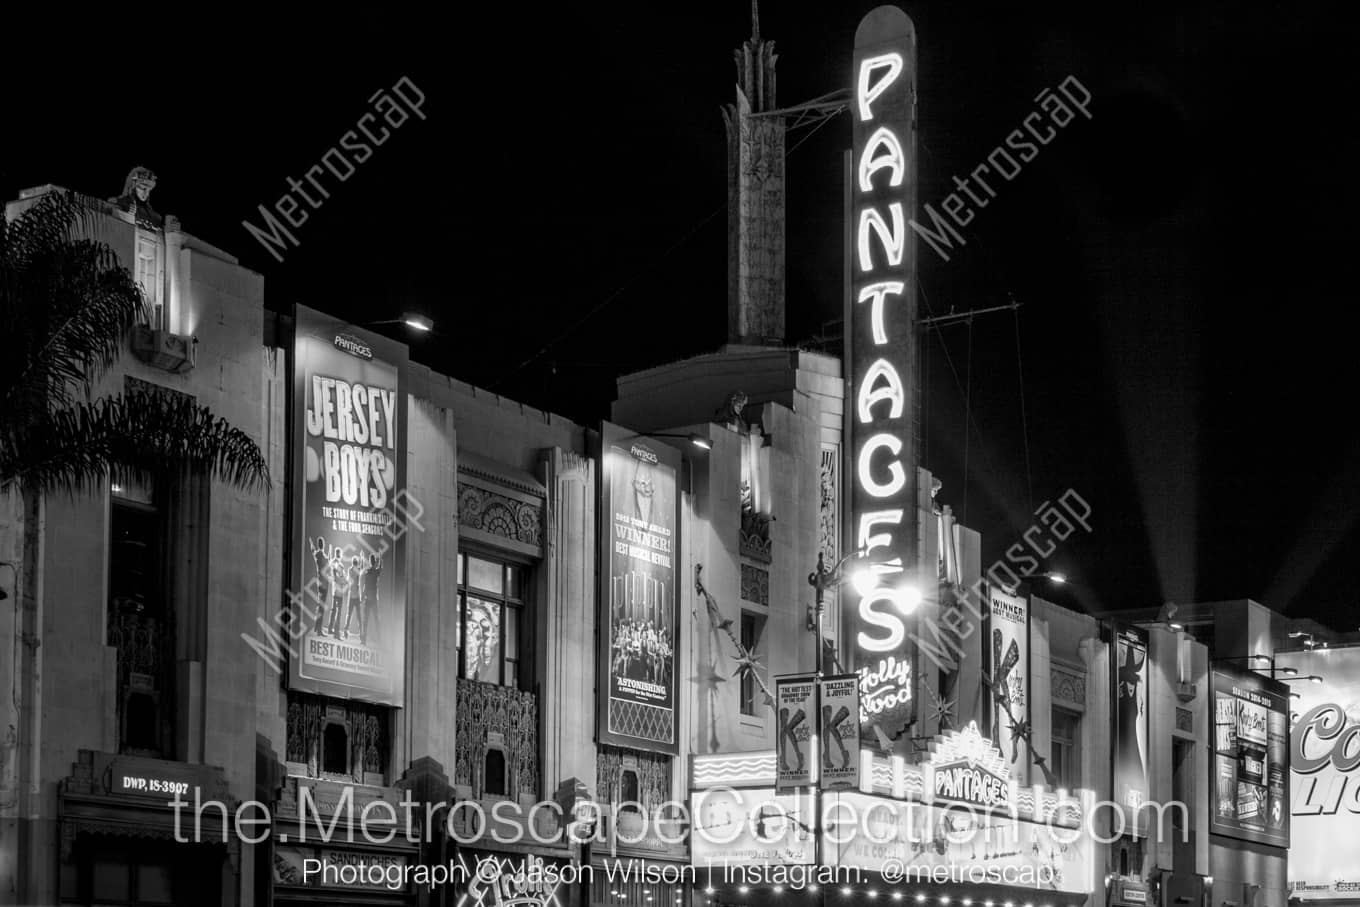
[540,448,596,797]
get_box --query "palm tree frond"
[0,388,271,495]
[0,190,146,416]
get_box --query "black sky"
[5,3,1357,628]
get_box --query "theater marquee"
[289,305,408,706]
[846,5,920,751]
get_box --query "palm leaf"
[0,190,146,417]
[1,388,271,494]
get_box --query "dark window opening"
[620,769,640,812]
[125,693,158,752]
[739,612,764,716]
[485,749,507,796]
[1051,707,1080,790]
[1172,739,1195,831]
[109,497,172,757]
[322,724,348,775]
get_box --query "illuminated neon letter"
[857,359,906,424]
[858,204,905,272]
[858,588,910,651]
[857,433,906,498]
[857,510,905,579]
[857,282,904,345]
[857,53,905,122]
[858,126,906,191]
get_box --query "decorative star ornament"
[731,649,763,679]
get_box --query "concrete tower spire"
[722,1,785,344]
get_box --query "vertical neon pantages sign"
[848,6,919,749]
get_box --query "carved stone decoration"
[454,678,539,801]
[739,508,772,563]
[1176,707,1194,732]
[285,692,387,782]
[596,746,671,812]
[740,563,769,606]
[818,446,838,567]
[1050,664,1087,710]
[457,482,542,547]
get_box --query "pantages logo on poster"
[289,305,408,706]
[597,422,681,754]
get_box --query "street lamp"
[368,312,434,333]
[649,432,713,451]
[807,548,867,674]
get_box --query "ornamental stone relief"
[1050,665,1086,709]
[454,678,539,802]
[596,746,671,812]
[457,482,542,548]
[740,562,769,607]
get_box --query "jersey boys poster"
[1208,666,1290,847]
[289,305,407,706]
[1111,623,1149,834]
[597,423,680,754]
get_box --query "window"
[109,495,172,757]
[457,552,528,688]
[322,724,349,774]
[620,769,640,813]
[740,612,765,716]
[134,230,163,329]
[485,749,507,796]
[1172,738,1195,831]
[1050,707,1080,790]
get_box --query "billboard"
[984,587,1029,777]
[289,305,407,705]
[776,676,816,792]
[819,674,861,790]
[1111,624,1149,834]
[597,422,681,754]
[1276,646,1360,899]
[1208,666,1290,847]
[846,4,920,755]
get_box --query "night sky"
[5,4,1356,628]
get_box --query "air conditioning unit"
[130,324,195,374]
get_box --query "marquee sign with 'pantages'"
[925,721,1012,811]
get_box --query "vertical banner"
[846,4,920,755]
[596,422,681,754]
[983,587,1029,777]
[1208,666,1290,846]
[775,676,817,792]
[1111,624,1150,833]
[289,305,408,706]
[819,675,862,790]
[1276,645,1360,898]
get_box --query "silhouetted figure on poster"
[310,537,329,633]
[361,554,382,645]
[1116,643,1147,787]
